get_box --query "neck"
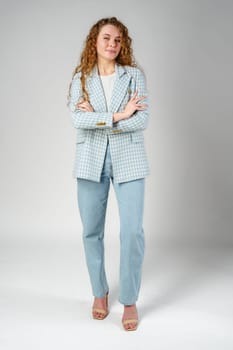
[97,59,116,75]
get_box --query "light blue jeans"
[77,140,145,305]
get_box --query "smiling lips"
[106,50,116,54]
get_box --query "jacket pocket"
[130,131,144,143]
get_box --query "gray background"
[0,0,233,349]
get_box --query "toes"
[125,323,133,330]
[123,320,138,331]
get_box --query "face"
[95,24,122,62]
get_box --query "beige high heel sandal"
[122,305,139,331]
[122,318,138,331]
[92,292,109,320]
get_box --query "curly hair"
[67,17,137,103]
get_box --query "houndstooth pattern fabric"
[67,63,150,183]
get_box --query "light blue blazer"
[67,63,150,183]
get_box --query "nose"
[109,40,116,47]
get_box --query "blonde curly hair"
[67,17,137,102]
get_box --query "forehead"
[98,24,122,37]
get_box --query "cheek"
[96,39,104,51]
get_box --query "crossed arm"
[67,69,149,132]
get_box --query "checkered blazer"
[67,63,150,183]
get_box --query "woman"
[67,17,150,331]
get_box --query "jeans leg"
[76,141,112,298]
[113,178,145,305]
[77,176,110,298]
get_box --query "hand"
[123,91,147,118]
[76,99,94,112]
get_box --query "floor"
[1,234,233,350]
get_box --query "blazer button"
[96,122,106,126]
[112,129,123,133]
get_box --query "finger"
[79,103,92,112]
[130,91,138,100]
[79,104,87,109]
[136,96,146,102]
[136,105,147,110]
[83,102,91,108]
[78,102,88,109]
[135,103,147,109]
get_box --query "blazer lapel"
[109,64,131,112]
[87,63,131,113]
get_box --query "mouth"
[106,50,117,54]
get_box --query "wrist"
[113,112,127,122]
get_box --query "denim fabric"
[77,139,145,305]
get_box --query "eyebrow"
[102,33,122,38]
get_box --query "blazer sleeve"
[67,73,113,129]
[113,68,149,132]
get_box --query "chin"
[105,55,117,61]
